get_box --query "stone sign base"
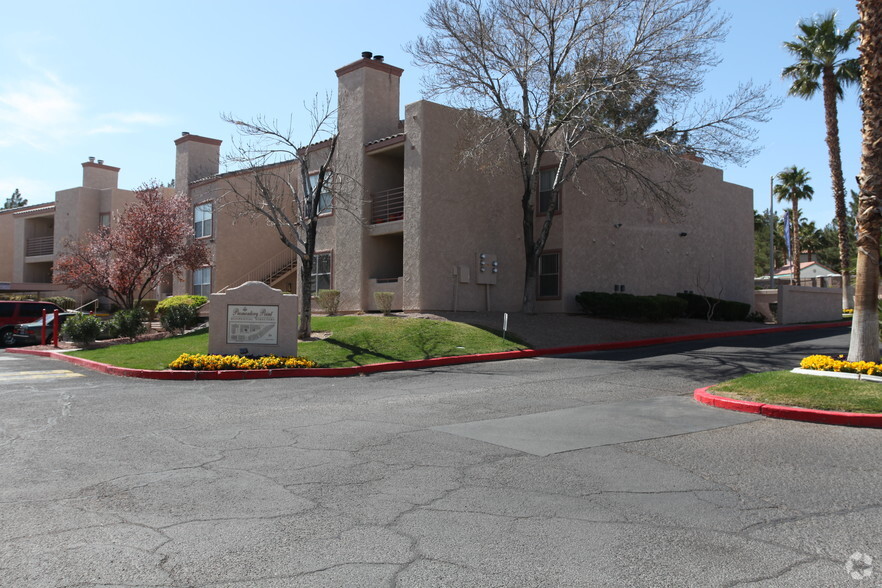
[208,281,298,357]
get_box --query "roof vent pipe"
[181,131,190,136]
[97,160,104,165]
[88,156,95,163]
[373,55,384,62]
[361,51,373,59]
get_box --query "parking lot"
[1,326,879,587]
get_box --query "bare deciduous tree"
[406,0,779,312]
[221,97,340,339]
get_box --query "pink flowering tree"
[54,182,210,309]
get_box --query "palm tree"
[783,13,860,308]
[799,219,824,259]
[774,166,814,285]
[848,1,882,361]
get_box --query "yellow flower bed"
[169,353,317,371]
[800,354,880,376]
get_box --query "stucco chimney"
[174,133,222,191]
[82,159,120,189]
[335,53,403,144]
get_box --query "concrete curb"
[5,320,851,381]
[693,386,882,428]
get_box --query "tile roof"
[366,133,405,147]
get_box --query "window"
[194,202,212,238]
[311,252,332,292]
[308,172,333,215]
[537,251,561,299]
[99,212,110,227]
[193,267,211,297]
[538,168,560,214]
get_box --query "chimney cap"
[361,51,373,59]
[97,159,104,165]
[181,131,190,136]
[373,55,384,62]
[88,156,95,162]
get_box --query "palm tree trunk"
[848,0,882,361]
[791,197,801,285]
[822,67,852,309]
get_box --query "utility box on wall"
[476,252,498,285]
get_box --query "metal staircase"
[218,249,298,294]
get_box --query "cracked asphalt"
[1,325,880,587]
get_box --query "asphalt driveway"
[1,326,880,587]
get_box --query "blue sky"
[0,0,862,228]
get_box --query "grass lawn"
[65,315,526,370]
[710,371,882,414]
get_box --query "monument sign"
[209,281,298,356]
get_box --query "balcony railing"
[370,187,404,224]
[26,236,54,256]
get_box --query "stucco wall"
[776,285,842,324]
[405,100,525,313]
[404,100,754,313]
[556,162,754,311]
[0,209,20,283]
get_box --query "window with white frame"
[99,212,110,227]
[308,172,333,214]
[311,252,332,292]
[194,202,212,238]
[537,251,561,299]
[193,267,211,297]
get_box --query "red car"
[0,301,63,346]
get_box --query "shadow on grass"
[406,321,458,359]
[321,337,402,367]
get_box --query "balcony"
[26,236,54,257]
[369,187,403,237]
[370,187,404,224]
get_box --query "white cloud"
[0,66,170,149]
[0,75,80,148]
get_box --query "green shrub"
[677,292,750,321]
[111,307,148,340]
[374,291,395,315]
[44,296,77,310]
[61,314,104,347]
[139,299,159,321]
[316,289,341,315]
[161,304,199,335]
[575,291,686,322]
[653,294,689,320]
[156,295,207,315]
[100,320,119,340]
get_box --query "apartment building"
[172,53,754,313]
[0,159,138,302]
[1,53,753,315]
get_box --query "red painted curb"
[694,386,882,428]
[4,320,851,381]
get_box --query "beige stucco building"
[172,54,753,314]
[0,159,139,302]
[1,54,754,315]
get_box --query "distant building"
[0,159,144,302]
